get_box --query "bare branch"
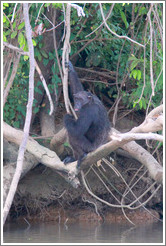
[53,10,63,80]
[62,4,71,113]
[3,3,35,226]
[34,60,54,115]
[11,3,18,23]
[131,104,163,133]
[3,53,21,106]
[35,3,44,24]
[146,68,163,116]
[147,4,155,96]
[111,132,163,142]
[3,122,79,186]
[3,42,29,55]
[69,3,85,17]
[45,20,64,33]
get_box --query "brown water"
[3,221,163,244]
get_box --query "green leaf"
[3,33,7,42]
[40,49,48,58]
[34,87,43,95]
[13,21,16,29]
[49,52,54,60]
[37,52,42,61]
[132,70,138,79]
[13,121,20,128]
[23,55,29,61]
[44,3,51,7]
[139,100,143,109]
[32,39,37,46]
[64,142,70,147]
[3,3,9,7]
[133,102,136,108]
[142,99,146,109]
[120,11,129,29]
[5,30,11,36]
[52,3,62,8]
[43,59,49,66]
[130,60,139,71]
[18,32,25,47]
[139,7,147,16]
[3,15,6,23]
[11,30,17,39]
[18,22,25,30]
[128,55,137,62]
[137,70,141,80]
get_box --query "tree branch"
[131,104,163,133]
[3,3,35,226]
[34,60,54,115]
[62,3,71,113]
[3,53,21,106]
[3,122,79,184]
[111,132,163,142]
[69,3,85,17]
[147,4,155,96]
[4,120,163,186]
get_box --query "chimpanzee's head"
[73,91,93,112]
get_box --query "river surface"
[3,221,163,244]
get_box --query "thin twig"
[146,68,163,116]
[11,3,18,23]
[91,166,121,204]
[53,10,63,80]
[34,60,54,115]
[3,53,21,106]
[82,196,100,217]
[35,3,44,24]
[147,4,155,96]
[81,170,128,208]
[45,20,64,33]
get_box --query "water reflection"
[3,221,163,244]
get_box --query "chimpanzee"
[64,61,111,169]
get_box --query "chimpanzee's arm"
[64,106,95,137]
[67,61,84,95]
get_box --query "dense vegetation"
[3,3,163,129]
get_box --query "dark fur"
[64,61,111,168]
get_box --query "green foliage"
[4,78,28,128]
[3,2,163,126]
[18,22,25,30]
[130,69,142,80]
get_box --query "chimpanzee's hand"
[77,153,87,170]
[65,61,69,69]
[63,156,76,164]
[64,113,74,124]
[65,61,74,72]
